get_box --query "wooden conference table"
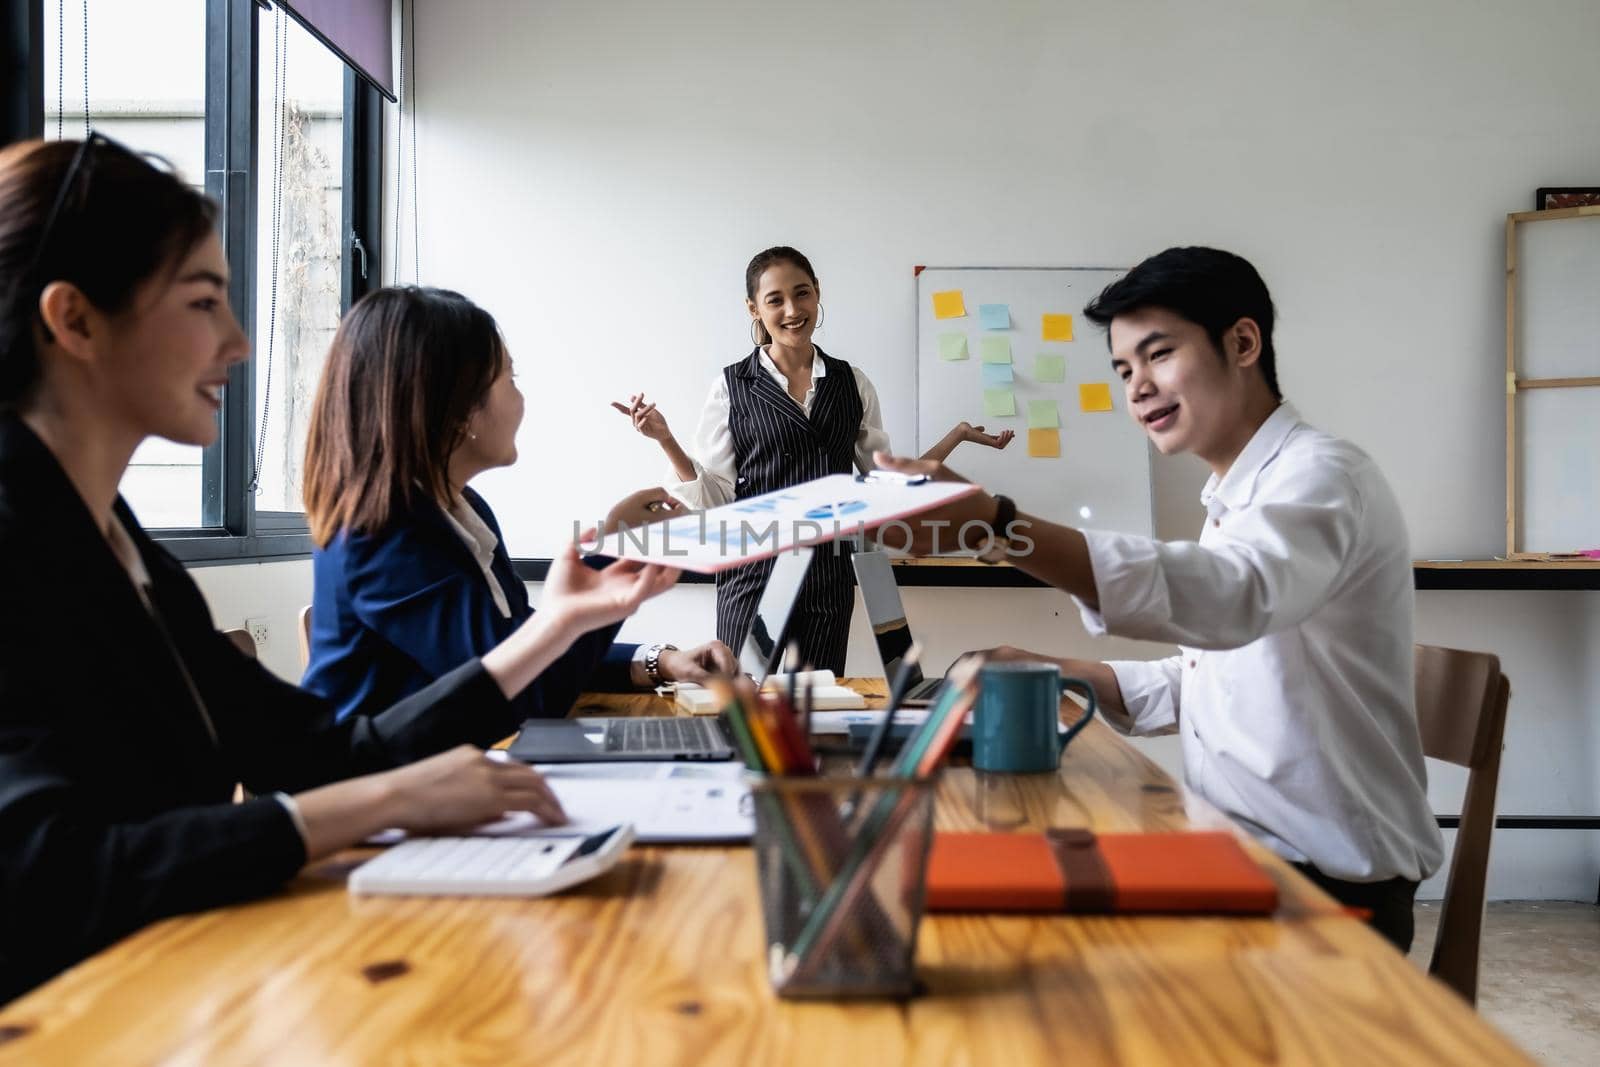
[0,681,1531,1066]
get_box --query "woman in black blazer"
[0,136,678,1004]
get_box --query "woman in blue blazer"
[300,286,734,722]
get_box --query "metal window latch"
[350,231,369,280]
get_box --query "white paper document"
[582,473,981,573]
[480,762,753,843]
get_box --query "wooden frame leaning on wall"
[1504,204,1600,560]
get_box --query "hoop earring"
[750,319,763,346]
[815,304,825,330]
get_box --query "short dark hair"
[744,246,818,346]
[1082,246,1280,399]
[0,138,217,408]
[302,286,507,546]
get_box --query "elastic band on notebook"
[1046,828,1116,912]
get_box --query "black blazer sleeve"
[0,443,529,1001]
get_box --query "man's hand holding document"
[581,472,982,573]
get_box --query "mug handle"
[1057,677,1098,750]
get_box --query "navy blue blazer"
[302,488,638,722]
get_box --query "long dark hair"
[302,286,507,546]
[744,246,818,346]
[0,138,217,409]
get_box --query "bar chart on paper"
[917,267,1154,538]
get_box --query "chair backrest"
[222,628,257,660]
[1413,643,1511,1006]
[298,605,313,673]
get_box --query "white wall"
[193,0,1600,899]
[190,560,313,683]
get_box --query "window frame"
[5,0,383,566]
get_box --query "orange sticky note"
[932,290,967,319]
[1042,314,1073,341]
[1079,382,1114,412]
[1028,428,1061,458]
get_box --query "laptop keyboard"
[908,677,944,700]
[604,716,720,754]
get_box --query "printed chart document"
[481,762,752,843]
[582,472,982,573]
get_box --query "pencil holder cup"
[749,774,938,999]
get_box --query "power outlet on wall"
[246,616,270,648]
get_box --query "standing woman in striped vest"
[614,246,1013,673]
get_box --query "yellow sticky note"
[1042,314,1074,342]
[1079,382,1114,412]
[933,290,967,319]
[1028,428,1061,458]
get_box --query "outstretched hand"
[541,540,679,637]
[610,393,673,442]
[602,486,682,534]
[957,421,1015,450]
[869,451,998,556]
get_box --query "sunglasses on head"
[26,131,174,283]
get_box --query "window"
[44,1,209,528]
[252,8,346,517]
[26,0,384,561]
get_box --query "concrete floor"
[1408,901,1600,1066]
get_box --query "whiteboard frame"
[1504,206,1600,558]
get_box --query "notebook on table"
[925,829,1279,914]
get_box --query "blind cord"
[408,0,419,283]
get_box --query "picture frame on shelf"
[1534,187,1600,211]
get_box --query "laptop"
[736,545,817,682]
[508,547,816,763]
[852,549,945,707]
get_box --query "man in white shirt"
[877,247,1443,952]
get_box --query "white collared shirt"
[1075,403,1444,883]
[669,348,892,509]
[441,495,513,619]
[441,494,654,685]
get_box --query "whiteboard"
[915,267,1153,540]
[1514,214,1600,553]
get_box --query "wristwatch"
[644,643,679,685]
[975,495,1017,565]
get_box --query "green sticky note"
[938,333,968,361]
[983,389,1016,417]
[1035,354,1067,382]
[1027,398,1059,429]
[979,336,1012,364]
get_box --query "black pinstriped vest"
[714,346,863,673]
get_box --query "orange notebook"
[925,829,1278,914]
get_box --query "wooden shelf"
[1413,559,1600,590]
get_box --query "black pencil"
[856,643,922,779]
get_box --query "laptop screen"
[739,546,816,682]
[851,550,926,687]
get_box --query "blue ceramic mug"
[973,662,1097,773]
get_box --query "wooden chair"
[1413,643,1511,1006]
[298,605,312,672]
[222,628,257,660]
